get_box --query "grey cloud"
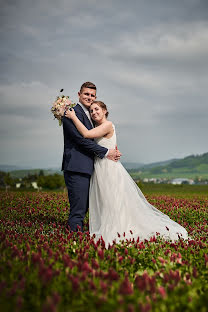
[0,0,208,166]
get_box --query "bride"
[66,101,188,246]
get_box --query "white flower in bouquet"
[51,89,76,126]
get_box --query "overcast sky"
[1,0,208,168]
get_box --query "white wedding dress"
[89,125,188,246]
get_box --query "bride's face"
[90,103,106,123]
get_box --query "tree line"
[0,171,65,190]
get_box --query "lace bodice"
[95,124,117,149]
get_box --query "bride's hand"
[65,108,76,120]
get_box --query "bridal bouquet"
[51,89,76,126]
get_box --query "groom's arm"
[62,116,107,158]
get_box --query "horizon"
[0,150,207,170]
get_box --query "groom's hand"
[107,149,122,162]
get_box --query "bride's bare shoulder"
[104,120,113,128]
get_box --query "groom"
[62,82,121,232]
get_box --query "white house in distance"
[31,182,38,189]
[171,178,194,185]
[143,178,158,183]
[15,181,39,189]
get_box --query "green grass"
[130,170,208,180]
[138,183,208,197]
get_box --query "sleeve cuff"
[105,150,109,157]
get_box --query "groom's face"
[78,88,96,108]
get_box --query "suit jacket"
[61,104,108,175]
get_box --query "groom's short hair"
[80,82,96,93]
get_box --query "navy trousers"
[64,171,91,232]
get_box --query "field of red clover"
[0,190,208,312]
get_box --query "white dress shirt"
[78,102,93,127]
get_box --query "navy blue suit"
[62,104,108,231]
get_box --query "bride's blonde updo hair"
[91,101,109,118]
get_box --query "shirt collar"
[78,102,93,127]
[78,102,89,114]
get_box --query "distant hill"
[0,165,28,172]
[2,152,208,179]
[9,168,62,178]
[134,159,178,170]
[122,159,178,170]
[0,164,62,178]
[131,152,208,179]
[122,162,144,169]
[167,153,208,169]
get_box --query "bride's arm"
[65,109,112,139]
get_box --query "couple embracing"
[62,82,188,247]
